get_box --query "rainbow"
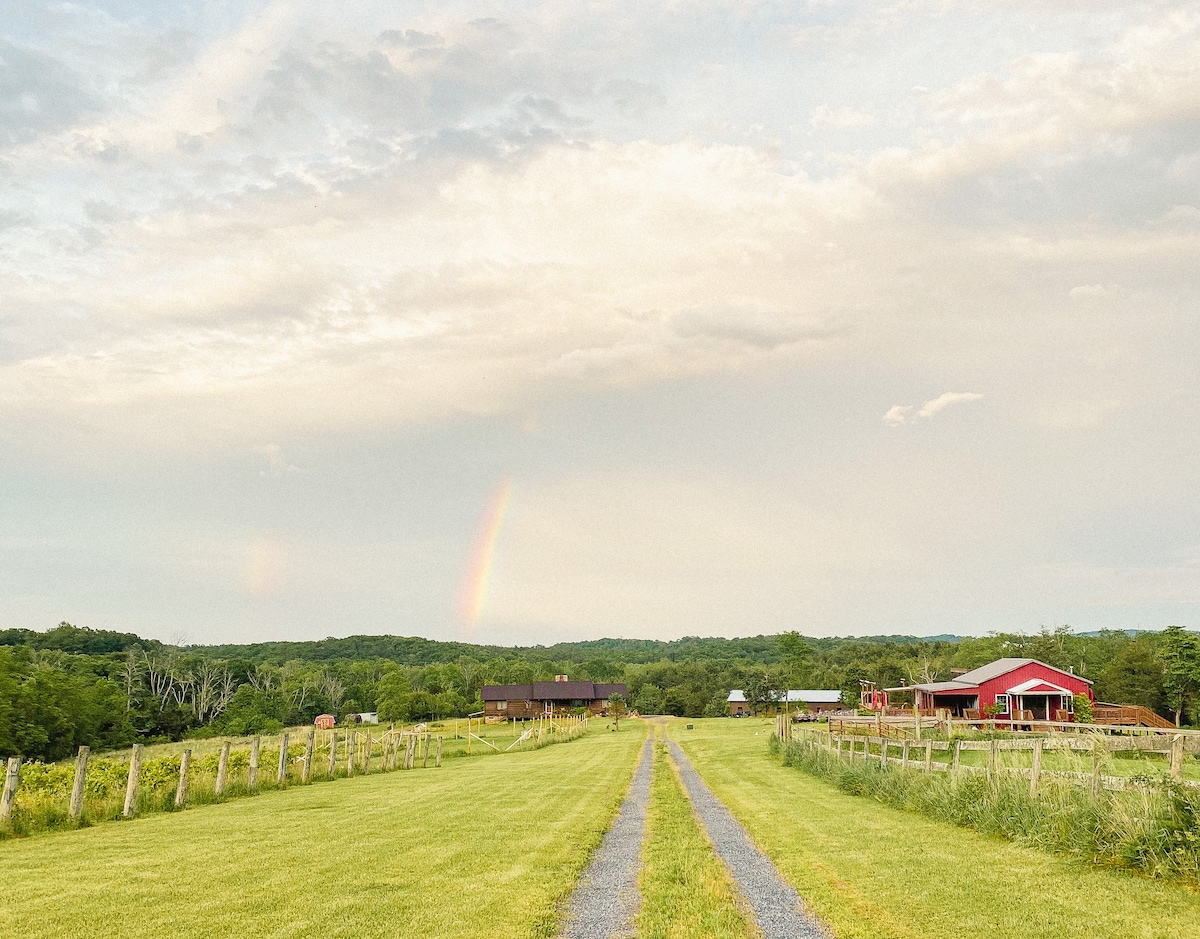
[460,477,515,632]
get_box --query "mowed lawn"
[1,725,647,939]
[671,718,1200,939]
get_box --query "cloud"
[916,392,984,419]
[883,405,912,426]
[886,393,983,425]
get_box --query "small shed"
[727,690,751,717]
[315,714,336,729]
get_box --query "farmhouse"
[886,658,1093,720]
[481,676,628,720]
[726,689,844,717]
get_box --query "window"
[496,700,507,711]
[994,694,1010,714]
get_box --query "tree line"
[3,622,1200,762]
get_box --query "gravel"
[667,739,829,939]
[557,739,653,939]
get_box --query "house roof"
[728,690,747,702]
[480,682,627,702]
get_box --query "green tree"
[1093,637,1165,714]
[633,684,663,715]
[1160,625,1200,727]
[607,693,627,729]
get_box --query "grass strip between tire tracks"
[636,727,759,939]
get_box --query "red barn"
[896,658,1093,720]
[314,714,336,729]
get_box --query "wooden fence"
[1,713,589,827]
[786,725,1198,796]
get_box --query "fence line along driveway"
[666,739,828,939]
[557,738,653,939]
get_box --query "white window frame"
[496,700,507,711]
[994,693,1010,714]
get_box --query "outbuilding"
[726,689,844,717]
[888,658,1093,720]
[314,714,336,729]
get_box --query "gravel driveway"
[557,738,653,939]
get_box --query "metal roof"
[727,689,842,703]
[955,657,1093,686]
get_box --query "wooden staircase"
[1092,705,1175,729]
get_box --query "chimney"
[555,674,568,682]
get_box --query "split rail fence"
[1,713,588,828]
[775,715,1199,796]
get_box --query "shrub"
[780,739,1200,883]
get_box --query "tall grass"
[777,737,1200,883]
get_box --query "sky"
[1,0,1198,646]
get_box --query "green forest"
[3,622,1200,762]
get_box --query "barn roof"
[895,658,1092,695]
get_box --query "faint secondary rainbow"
[460,477,515,632]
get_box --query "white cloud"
[883,405,913,426]
[885,393,984,425]
[916,392,984,419]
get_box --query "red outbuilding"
[891,658,1093,721]
[314,714,336,729]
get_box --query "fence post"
[435,735,443,767]
[1030,738,1042,798]
[951,739,962,778]
[363,733,373,775]
[215,740,231,795]
[901,740,909,770]
[328,729,338,777]
[69,746,90,818]
[303,728,315,783]
[123,744,142,818]
[1,756,20,823]
[1091,743,1102,798]
[988,738,997,782]
[346,732,356,776]
[277,732,290,785]
[1171,734,1184,781]
[914,707,922,742]
[249,736,260,789]
[175,749,191,807]
[880,738,888,769]
[422,734,430,768]
[405,733,415,769]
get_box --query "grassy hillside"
[671,718,1200,939]
[0,724,646,939]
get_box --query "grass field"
[671,718,1200,939]
[0,723,646,939]
[636,724,757,939]
[4,716,587,839]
